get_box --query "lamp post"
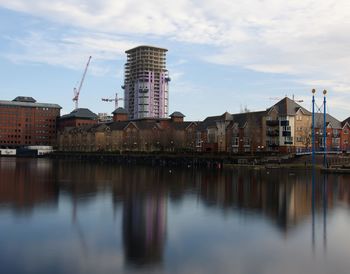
[323,90,327,168]
[312,89,316,167]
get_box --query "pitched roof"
[232,111,266,128]
[60,108,98,120]
[170,111,185,118]
[268,97,311,116]
[198,112,233,131]
[133,120,160,130]
[107,121,130,130]
[342,117,350,127]
[112,107,128,115]
[170,122,196,130]
[314,113,342,129]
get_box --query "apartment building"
[123,45,170,120]
[197,97,312,153]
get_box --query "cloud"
[4,30,139,75]
[2,1,349,72]
[1,0,350,116]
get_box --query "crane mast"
[73,56,92,109]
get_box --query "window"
[285,136,293,143]
[232,137,239,147]
[243,137,250,146]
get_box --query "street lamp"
[323,89,327,168]
[312,89,316,166]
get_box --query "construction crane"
[101,92,124,109]
[72,56,92,109]
[269,94,303,103]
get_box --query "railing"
[282,131,291,137]
[267,143,279,147]
[295,148,342,155]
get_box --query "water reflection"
[0,158,58,211]
[1,158,350,274]
[122,182,166,266]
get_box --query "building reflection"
[112,168,168,266]
[0,158,58,211]
[123,186,167,266]
[2,158,350,268]
[54,161,169,266]
[196,168,346,233]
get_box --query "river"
[0,157,349,274]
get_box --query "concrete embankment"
[49,151,350,170]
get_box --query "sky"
[0,0,349,121]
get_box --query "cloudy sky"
[0,0,349,120]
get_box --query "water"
[0,158,350,274]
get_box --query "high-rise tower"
[123,45,170,119]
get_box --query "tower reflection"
[122,170,167,266]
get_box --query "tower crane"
[101,92,124,109]
[268,94,303,103]
[72,56,92,109]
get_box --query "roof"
[0,98,61,109]
[13,96,36,103]
[170,111,185,118]
[170,122,196,130]
[125,45,168,53]
[106,120,160,131]
[133,120,160,130]
[232,111,266,128]
[268,97,311,116]
[60,108,98,120]
[315,113,342,129]
[198,112,233,131]
[112,107,128,115]
[107,121,130,131]
[342,117,350,127]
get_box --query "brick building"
[0,96,61,148]
[58,108,98,130]
[58,110,197,152]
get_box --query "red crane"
[101,92,124,109]
[72,56,92,109]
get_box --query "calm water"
[0,158,350,274]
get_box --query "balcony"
[267,130,279,137]
[266,120,279,126]
[280,120,289,126]
[267,143,279,147]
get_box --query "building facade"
[0,96,61,147]
[57,97,350,155]
[58,110,197,152]
[123,45,170,120]
[58,108,98,131]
